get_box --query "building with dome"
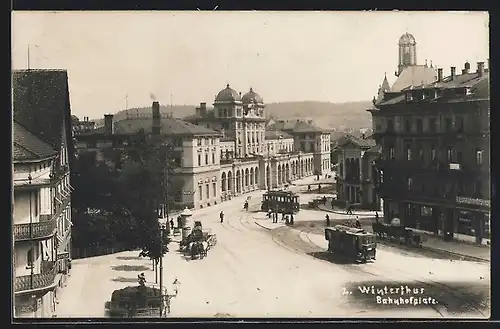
[75,84,331,210]
[185,84,331,206]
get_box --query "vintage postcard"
[11,10,490,319]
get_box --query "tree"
[71,132,174,260]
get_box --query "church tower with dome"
[396,32,417,76]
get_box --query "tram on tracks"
[261,190,300,214]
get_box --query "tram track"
[270,225,488,318]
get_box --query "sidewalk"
[316,197,379,216]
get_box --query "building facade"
[12,69,74,317]
[335,135,381,210]
[76,85,331,210]
[369,61,490,244]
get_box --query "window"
[389,147,395,160]
[406,145,412,161]
[212,153,215,164]
[476,149,483,165]
[431,146,436,161]
[444,117,453,132]
[199,186,203,200]
[27,247,34,266]
[429,118,437,132]
[206,184,210,199]
[387,119,394,132]
[205,154,209,165]
[213,182,217,197]
[416,119,423,133]
[456,116,465,132]
[407,177,413,191]
[198,154,201,166]
[404,120,412,132]
[447,147,453,162]
[300,142,306,151]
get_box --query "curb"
[420,245,490,263]
[254,220,285,231]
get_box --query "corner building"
[369,61,490,244]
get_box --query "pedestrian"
[375,212,379,223]
[282,213,285,221]
[325,214,330,227]
[318,184,322,193]
[267,209,272,219]
[355,216,361,229]
[220,211,224,223]
[290,214,294,225]
[331,199,335,209]
[170,218,174,230]
[307,184,311,192]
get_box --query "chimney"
[437,68,443,82]
[477,61,485,77]
[464,61,470,73]
[450,67,456,80]
[152,101,161,135]
[200,102,207,116]
[104,114,114,135]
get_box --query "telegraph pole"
[27,44,30,70]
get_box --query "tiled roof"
[12,70,73,153]
[337,134,376,149]
[265,130,294,140]
[14,121,57,162]
[268,120,326,133]
[113,117,221,136]
[391,65,437,92]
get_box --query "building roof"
[337,134,376,149]
[215,84,241,103]
[183,109,217,122]
[267,119,326,133]
[12,69,71,150]
[12,69,74,156]
[378,70,489,106]
[391,65,437,92]
[113,117,221,136]
[14,121,58,162]
[399,32,416,45]
[265,130,294,140]
[242,88,264,104]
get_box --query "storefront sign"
[57,252,70,260]
[456,197,490,207]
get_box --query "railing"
[13,219,57,241]
[15,261,57,293]
[13,193,70,242]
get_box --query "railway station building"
[75,85,331,210]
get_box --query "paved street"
[56,186,490,319]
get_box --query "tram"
[261,190,300,214]
[325,225,377,263]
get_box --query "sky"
[12,11,489,119]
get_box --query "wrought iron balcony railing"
[14,261,57,294]
[13,193,70,242]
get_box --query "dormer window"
[405,91,413,102]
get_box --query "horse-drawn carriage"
[372,221,423,247]
[261,190,300,214]
[179,221,217,259]
[325,225,377,263]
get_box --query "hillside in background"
[92,100,373,131]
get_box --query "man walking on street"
[325,214,330,227]
[220,211,224,223]
[375,212,379,223]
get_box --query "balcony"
[13,193,70,242]
[15,261,57,295]
[13,219,57,242]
